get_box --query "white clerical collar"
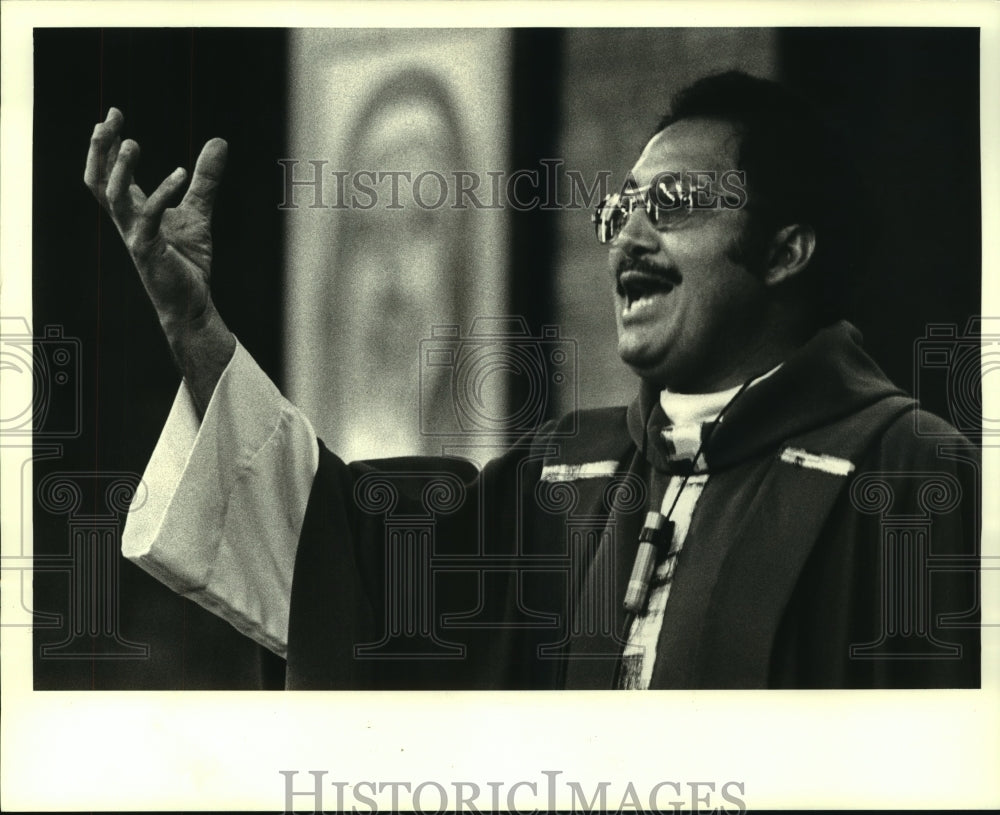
[659,364,781,427]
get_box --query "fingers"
[105,138,144,226]
[83,107,124,193]
[133,167,188,246]
[180,138,228,221]
[106,134,122,177]
[84,110,228,258]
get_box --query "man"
[85,71,979,689]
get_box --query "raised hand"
[84,108,236,412]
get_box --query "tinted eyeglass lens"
[593,181,709,244]
[650,178,690,211]
[648,180,697,230]
[594,194,629,244]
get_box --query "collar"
[649,366,781,473]
[627,321,908,473]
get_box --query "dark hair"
[657,71,868,324]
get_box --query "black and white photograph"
[2,1,999,812]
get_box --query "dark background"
[33,29,289,689]
[32,28,980,689]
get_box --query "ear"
[762,224,816,287]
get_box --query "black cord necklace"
[613,374,757,687]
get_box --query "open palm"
[84,107,226,333]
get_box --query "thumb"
[180,137,228,220]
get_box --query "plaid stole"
[616,402,713,689]
[561,402,718,689]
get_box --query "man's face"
[609,117,771,393]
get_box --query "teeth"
[622,286,671,314]
[623,294,653,314]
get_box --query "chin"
[617,344,671,385]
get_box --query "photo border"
[3,1,999,811]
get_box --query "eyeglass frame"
[591,170,748,245]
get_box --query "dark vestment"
[286,322,980,689]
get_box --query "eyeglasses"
[591,178,719,245]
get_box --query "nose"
[613,200,660,256]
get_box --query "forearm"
[161,300,236,416]
[122,339,320,657]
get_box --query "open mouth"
[617,269,676,312]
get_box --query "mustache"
[615,256,682,284]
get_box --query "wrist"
[162,296,226,343]
[162,301,236,415]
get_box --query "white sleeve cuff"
[122,341,319,658]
